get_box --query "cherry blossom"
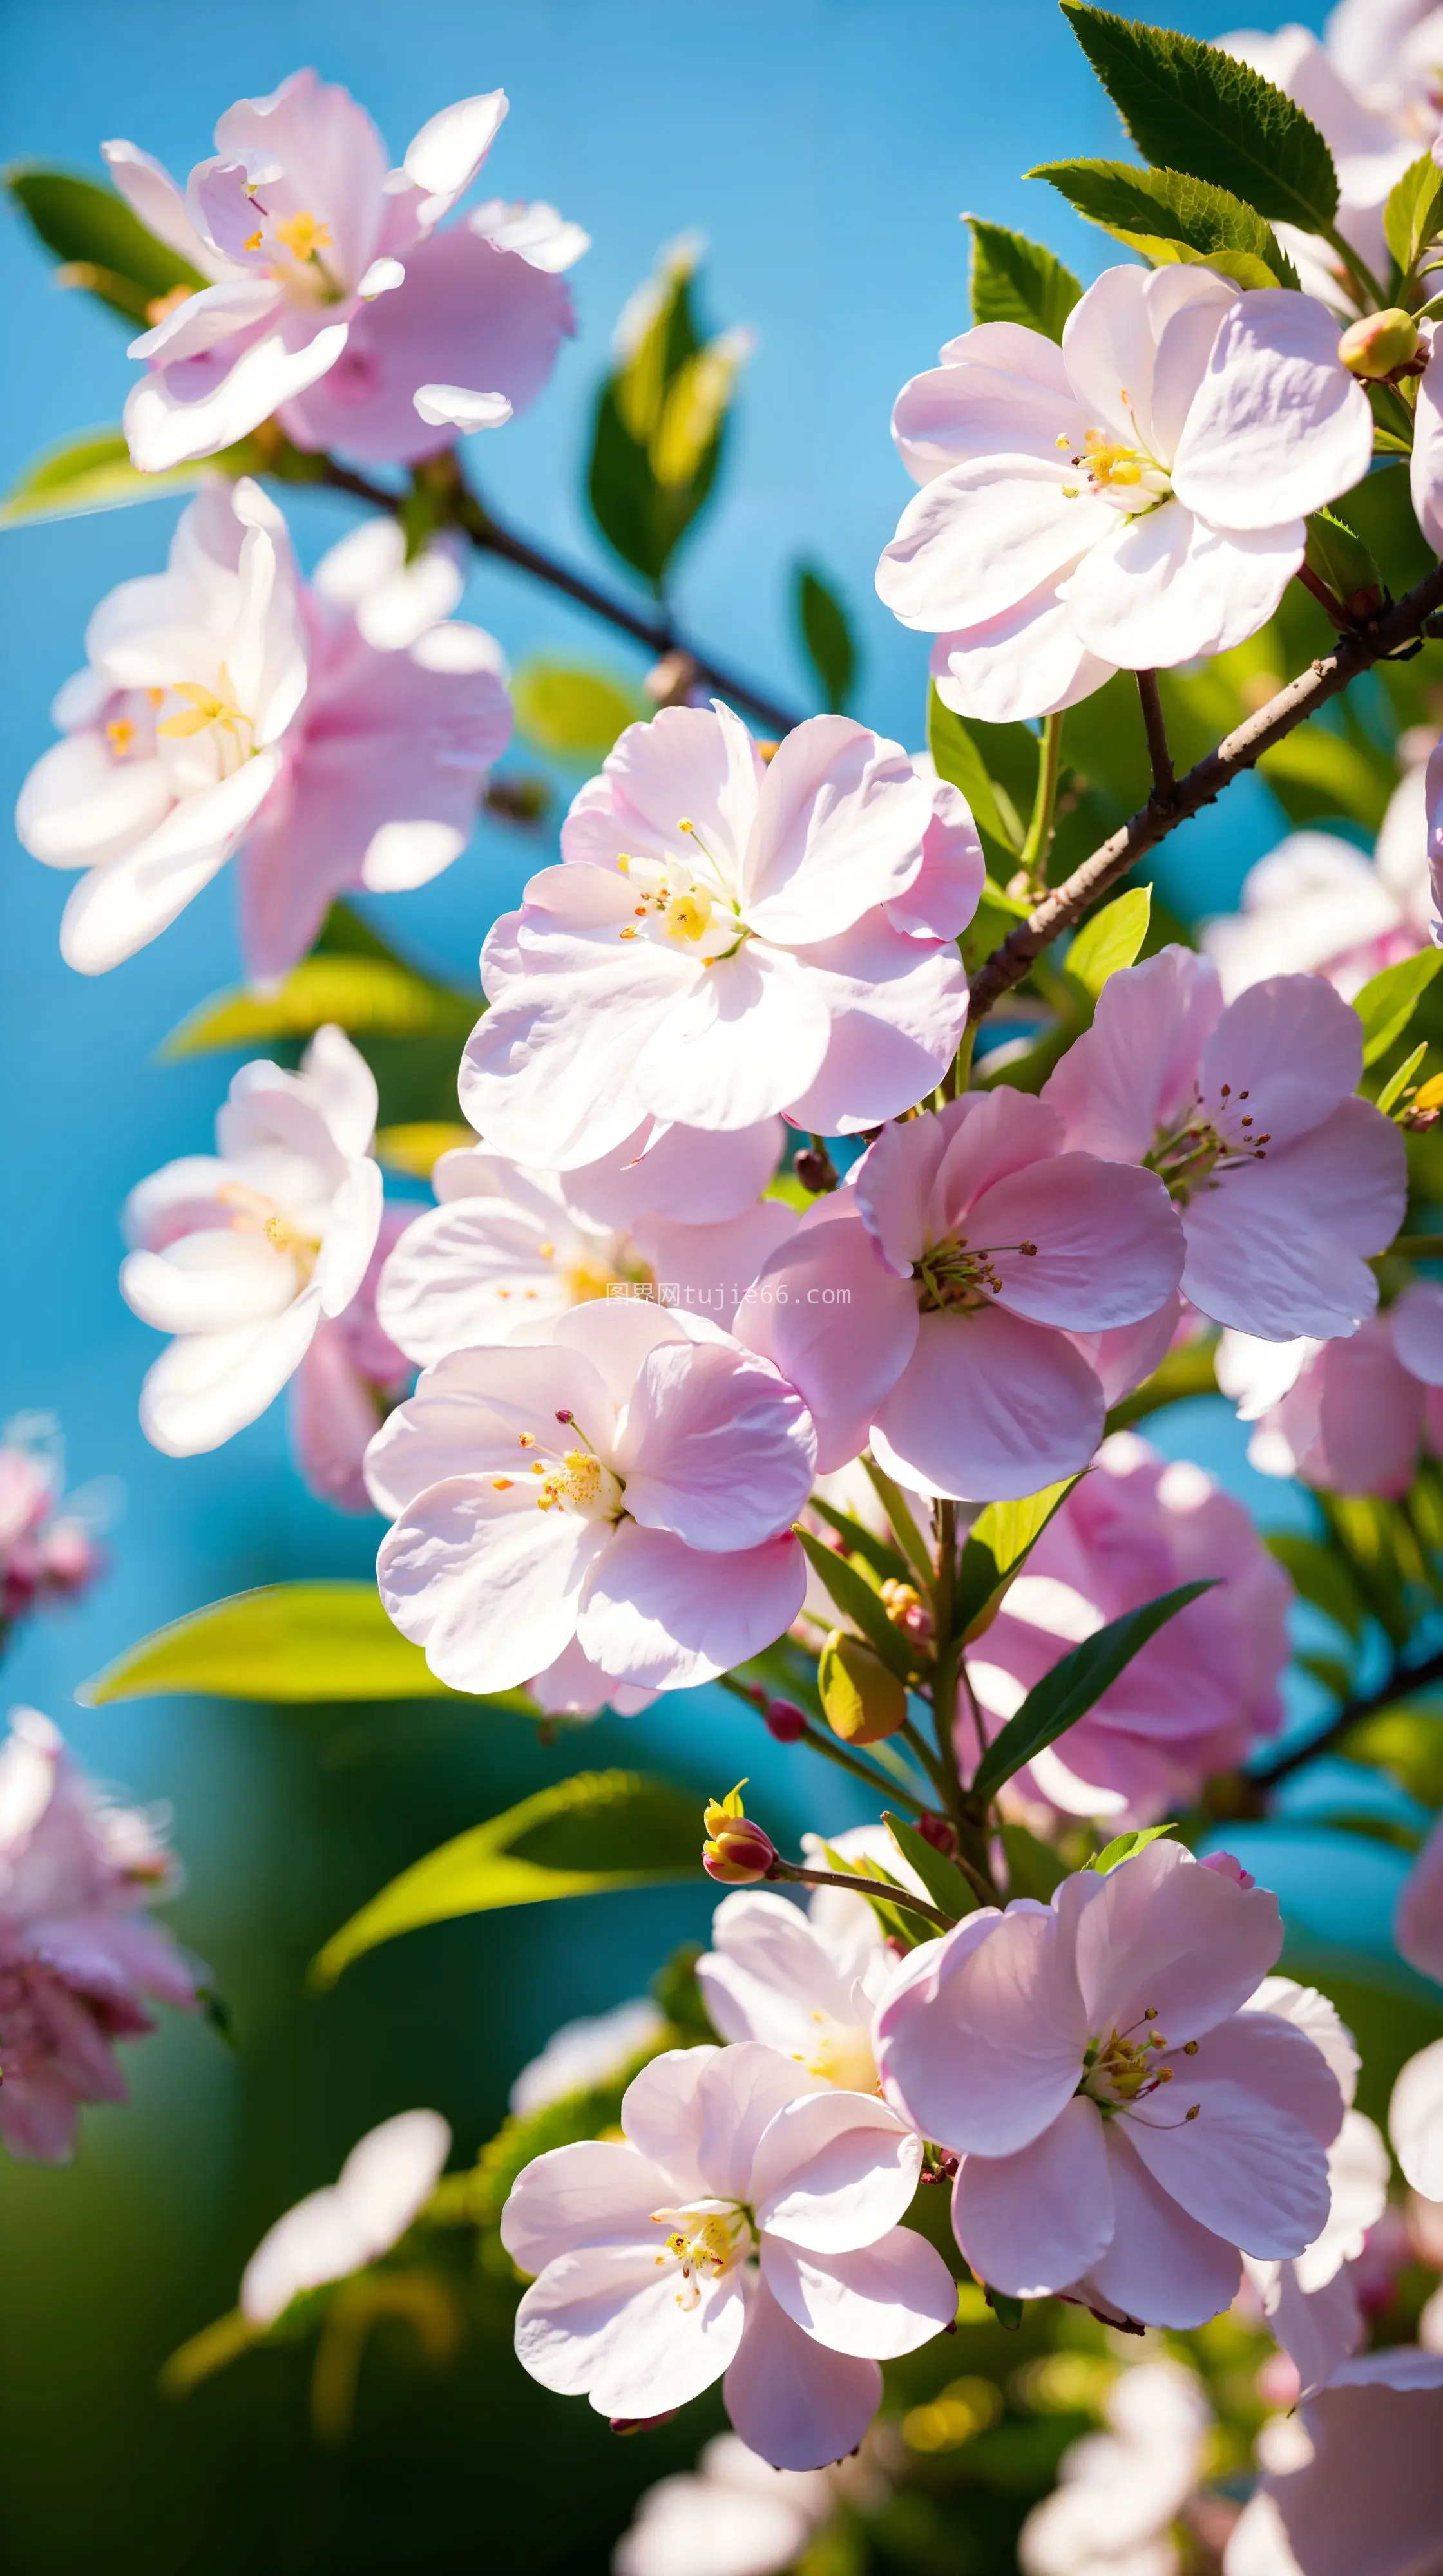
[241,2109,451,2326]
[509,1998,667,2119]
[0,1415,108,1630]
[525,1636,656,1721]
[376,1139,796,1367]
[697,1880,899,2094]
[1218,21,1419,307]
[876,265,1373,724]
[1203,766,1433,1003]
[962,1432,1288,1824]
[121,1025,383,1457]
[1018,2356,1211,2576]
[874,1840,1343,2328]
[1390,2035,1443,2201]
[289,1202,412,1512]
[106,70,584,471]
[743,1091,1184,1499]
[615,2434,843,2576]
[236,513,511,980]
[459,703,971,1164]
[365,1298,816,1694]
[15,488,509,980]
[1224,2347,1443,2576]
[1043,950,1406,1342]
[1240,1980,1389,2396]
[1218,1282,1443,1497]
[499,2040,957,2468]
[1396,1811,1443,1987]
[0,1709,205,2163]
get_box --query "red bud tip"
[917,1810,959,1858]
[555,1408,574,1425]
[1200,1850,1255,1889]
[763,1698,808,1743]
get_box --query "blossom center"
[215,1180,319,1280]
[1079,2007,1201,2127]
[530,1445,624,1520]
[1057,413,1171,511]
[913,1231,1038,1313]
[155,668,255,775]
[651,2202,754,2306]
[1143,1085,1272,1204]
[797,2016,878,2091]
[615,819,748,965]
[240,200,345,302]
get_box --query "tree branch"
[1136,668,1175,805]
[1252,1643,1443,1788]
[315,459,805,737]
[968,561,1443,1025]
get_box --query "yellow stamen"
[106,717,136,757]
[491,1477,513,1491]
[518,1433,536,1447]
[243,229,263,253]
[272,209,332,262]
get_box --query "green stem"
[768,1857,955,1933]
[899,1717,954,1807]
[861,1457,934,1588]
[941,1016,977,1104]
[1393,1235,1443,1258]
[1320,220,1386,315]
[714,1672,926,1812]
[1017,710,1065,895]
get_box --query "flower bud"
[917,1810,959,1859]
[818,1629,908,1745]
[763,1697,808,1743]
[1338,308,1421,380]
[702,1781,777,1884]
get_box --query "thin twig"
[769,1856,955,1932]
[967,558,1443,1025]
[713,1671,926,1810]
[314,460,805,736]
[1136,668,1175,804]
[1252,1643,1443,1788]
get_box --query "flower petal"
[139,1285,322,1456]
[634,945,834,1134]
[499,2138,676,2275]
[877,459,1109,634]
[752,2091,923,2253]
[744,717,929,943]
[1390,2036,1443,2199]
[952,2096,1115,2298]
[1084,2126,1241,2328]
[1171,289,1374,532]
[376,1476,606,1694]
[874,1906,1087,2156]
[871,1307,1105,1502]
[515,2242,743,2415]
[577,1524,806,1690]
[759,2228,957,2357]
[1062,502,1299,670]
[612,1338,816,1551]
[1070,1841,1283,2048]
[723,2278,881,2470]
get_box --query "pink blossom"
[1218,23,1419,309]
[525,1636,655,1720]
[15,486,510,978]
[1396,1812,1443,1987]
[1218,1281,1443,1497]
[241,2109,451,2325]
[876,265,1372,724]
[1043,949,1406,1341]
[289,1202,412,1511]
[106,70,585,472]
[874,1840,1343,2329]
[510,1998,666,2119]
[365,1298,817,1694]
[615,2434,843,2576]
[743,1092,1184,1500]
[0,1416,107,1629]
[1018,2357,1211,2576]
[376,1140,796,1368]
[1204,768,1433,1003]
[1224,2347,1443,2576]
[0,1709,205,2163]
[961,1431,1289,1824]
[499,2040,957,2468]
[1390,2035,1443,2201]
[697,1877,903,2094]
[121,1026,383,1457]
[459,704,971,1164]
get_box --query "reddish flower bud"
[702,1781,777,1884]
[917,1810,959,1859]
[763,1698,808,1743]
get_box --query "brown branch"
[968,562,1443,1024]
[1136,668,1175,804]
[1252,1643,1443,1788]
[314,459,805,737]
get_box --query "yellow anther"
[106,717,136,757]
[156,677,249,743]
[616,855,631,875]
[1183,2040,1198,2056]
[492,1476,514,1490]
[537,1241,555,1261]
[272,209,332,262]
[146,687,164,708]
[244,229,263,252]
[1055,431,1071,447]
[618,925,638,939]
[662,891,711,942]
[518,1433,536,1447]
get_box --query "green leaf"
[970,1581,1215,1806]
[817,1841,928,1951]
[1085,1821,1177,1873]
[984,2286,1025,2331]
[955,1478,1080,1641]
[1065,885,1151,999]
[1384,153,1443,279]
[1031,157,1297,288]
[586,243,745,590]
[1341,1708,1443,1806]
[1304,509,1385,621]
[999,1823,1069,1901]
[861,1457,935,1589]
[1,427,215,527]
[796,1528,917,1681]
[1266,1533,1364,1640]
[77,1581,536,1711]
[1378,1039,1428,1115]
[160,953,477,1060]
[1061,5,1339,234]
[964,216,1082,341]
[1353,948,1443,1066]
[795,564,857,712]
[884,1813,977,1922]
[807,1499,910,1588]
[927,685,1027,859]
[5,164,205,318]
[312,1770,703,1986]
[511,660,645,762]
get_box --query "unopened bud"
[1338,308,1422,380]
[818,1629,908,1745]
[917,1810,959,1858]
[793,1144,839,1195]
[880,1577,934,1642]
[1200,1849,1256,1889]
[702,1781,777,1883]
[763,1697,808,1743]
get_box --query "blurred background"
[0,1,1377,2568]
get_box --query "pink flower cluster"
[0,1417,106,1632]
[0,1710,204,2163]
